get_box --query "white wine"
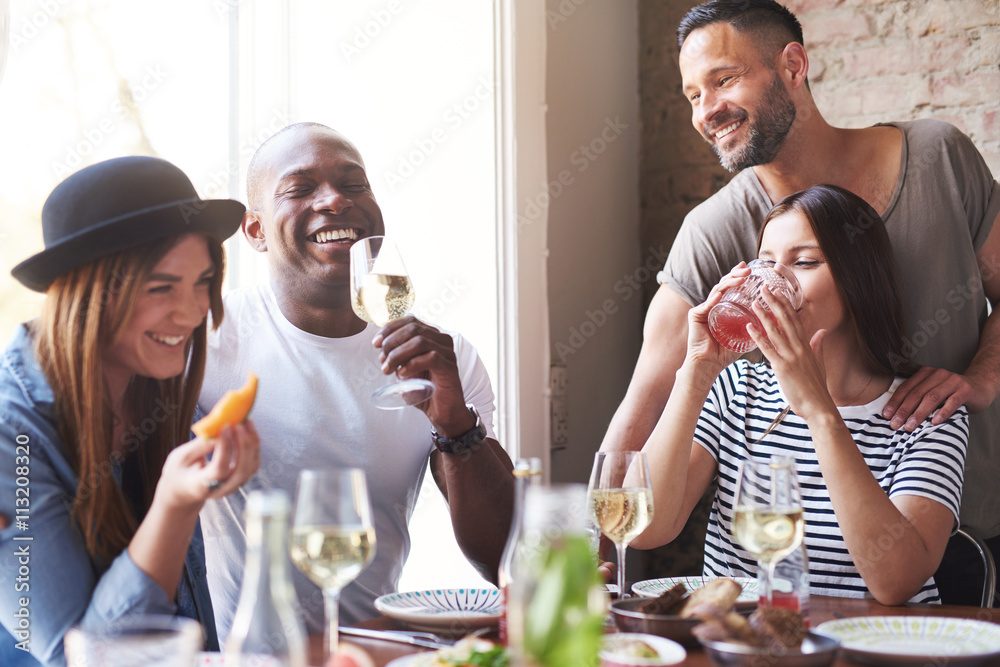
[589,488,654,546]
[732,506,804,563]
[289,525,376,591]
[352,273,414,326]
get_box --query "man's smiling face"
[680,22,796,172]
[250,127,386,292]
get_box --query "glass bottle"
[226,490,308,667]
[498,457,542,644]
[506,484,607,667]
[764,542,811,627]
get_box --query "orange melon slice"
[192,372,258,439]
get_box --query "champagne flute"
[290,469,377,663]
[350,235,435,409]
[588,451,654,598]
[732,457,805,607]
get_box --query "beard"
[707,73,797,173]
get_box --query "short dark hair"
[756,184,917,377]
[677,0,804,58]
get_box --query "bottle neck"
[244,512,295,601]
[509,468,542,535]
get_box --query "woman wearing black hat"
[0,156,260,666]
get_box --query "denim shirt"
[0,324,218,666]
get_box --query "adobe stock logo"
[50,65,169,178]
[340,1,405,63]
[383,77,495,192]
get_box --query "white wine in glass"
[290,525,376,592]
[290,469,376,664]
[732,457,804,607]
[588,451,654,598]
[350,236,434,409]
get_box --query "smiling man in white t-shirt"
[198,122,514,638]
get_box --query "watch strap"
[432,406,486,454]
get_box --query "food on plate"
[749,607,808,648]
[638,578,742,618]
[638,584,688,615]
[327,642,376,667]
[600,632,687,666]
[192,372,258,439]
[689,606,758,645]
[692,606,808,649]
[608,638,659,658]
[408,637,509,667]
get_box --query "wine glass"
[588,451,654,598]
[732,457,805,607]
[350,235,435,409]
[290,469,377,663]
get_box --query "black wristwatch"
[431,405,487,454]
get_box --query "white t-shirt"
[697,360,969,604]
[198,283,496,639]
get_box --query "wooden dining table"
[323,595,1000,666]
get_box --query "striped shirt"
[697,360,970,604]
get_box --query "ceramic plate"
[384,637,503,666]
[815,616,1000,665]
[385,654,432,667]
[631,576,759,603]
[374,588,501,632]
[601,632,687,665]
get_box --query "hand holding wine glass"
[290,469,376,664]
[350,235,434,409]
[732,457,805,607]
[588,451,654,598]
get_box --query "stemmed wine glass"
[350,235,435,409]
[732,457,805,607]
[588,451,654,598]
[290,469,377,663]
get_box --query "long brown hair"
[34,234,225,562]
[756,184,917,377]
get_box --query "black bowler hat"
[12,156,246,292]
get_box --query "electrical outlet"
[551,363,567,397]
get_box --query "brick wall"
[640,0,1000,305]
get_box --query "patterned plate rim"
[374,588,502,618]
[631,576,759,601]
[814,616,1000,660]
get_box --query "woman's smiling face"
[758,210,847,341]
[102,234,215,389]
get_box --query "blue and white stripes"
[695,360,969,604]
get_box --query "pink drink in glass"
[708,260,802,354]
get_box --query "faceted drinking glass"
[708,259,802,354]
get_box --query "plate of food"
[694,604,837,666]
[632,576,759,605]
[814,616,1000,665]
[601,632,686,666]
[385,637,507,666]
[374,589,502,633]
[610,577,746,647]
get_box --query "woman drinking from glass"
[632,184,969,605]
